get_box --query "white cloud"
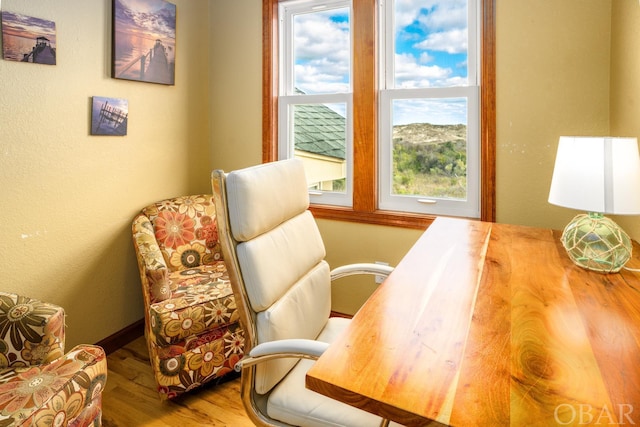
[395,53,466,88]
[294,64,349,93]
[395,53,449,87]
[395,0,467,54]
[395,0,466,29]
[294,16,349,59]
[418,52,435,64]
[417,1,467,31]
[293,10,350,93]
[394,0,439,29]
[415,28,468,54]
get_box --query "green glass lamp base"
[561,213,632,273]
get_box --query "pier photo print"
[1,11,57,65]
[112,0,176,85]
[91,96,129,136]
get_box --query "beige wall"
[496,0,612,228]
[209,1,262,172]
[496,0,639,241]
[610,0,640,240]
[0,0,212,348]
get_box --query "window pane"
[391,98,467,200]
[394,0,468,88]
[293,103,347,193]
[293,7,350,94]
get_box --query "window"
[278,0,353,207]
[379,0,479,217]
[264,0,495,227]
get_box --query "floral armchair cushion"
[149,263,237,346]
[0,294,65,369]
[141,195,224,272]
[0,292,107,427]
[132,195,245,400]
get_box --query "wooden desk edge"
[305,375,447,427]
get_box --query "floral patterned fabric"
[0,292,107,427]
[132,195,245,400]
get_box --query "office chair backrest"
[215,159,331,394]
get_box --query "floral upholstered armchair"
[131,195,245,400]
[0,292,107,427]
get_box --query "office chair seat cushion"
[267,317,384,427]
[148,262,240,346]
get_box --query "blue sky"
[293,0,469,124]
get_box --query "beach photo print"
[112,0,176,85]
[91,96,129,136]
[1,11,57,65]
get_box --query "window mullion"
[352,0,377,213]
[480,0,496,222]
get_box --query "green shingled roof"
[294,103,346,160]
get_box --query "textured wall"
[496,0,612,229]
[209,0,263,173]
[0,0,212,348]
[610,0,640,241]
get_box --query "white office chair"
[212,159,395,427]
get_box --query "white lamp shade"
[548,136,640,215]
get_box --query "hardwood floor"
[102,336,254,427]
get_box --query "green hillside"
[392,123,467,199]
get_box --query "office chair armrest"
[235,339,329,372]
[330,263,394,281]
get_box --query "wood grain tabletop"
[306,217,640,426]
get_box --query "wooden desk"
[306,217,640,426]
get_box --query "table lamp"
[548,136,640,273]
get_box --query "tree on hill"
[392,123,467,199]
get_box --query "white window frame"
[278,0,354,207]
[379,87,480,217]
[378,0,481,218]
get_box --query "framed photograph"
[112,0,176,85]
[91,96,129,136]
[1,11,56,65]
